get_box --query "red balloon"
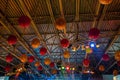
[60,39,69,48]
[83,59,90,67]
[102,54,109,61]
[40,47,47,56]
[7,35,17,45]
[6,54,13,62]
[5,66,10,72]
[28,56,34,63]
[37,65,43,71]
[117,61,120,66]
[88,28,100,40]
[50,62,55,68]
[18,15,31,28]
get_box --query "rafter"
[17,0,52,57]
[95,28,120,69]
[0,14,35,56]
[75,0,80,21]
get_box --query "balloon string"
[23,28,26,34]
[63,28,67,38]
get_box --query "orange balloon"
[63,51,70,58]
[34,61,40,67]
[99,65,105,71]
[113,70,118,76]
[44,58,51,65]
[115,51,120,61]
[99,0,112,5]
[31,38,40,48]
[20,54,28,63]
[55,17,66,30]
[51,69,57,74]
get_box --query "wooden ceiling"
[0,0,120,76]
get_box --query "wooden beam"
[95,28,120,69]
[17,0,52,56]
[0,13,36,57]
[75,0,80,21]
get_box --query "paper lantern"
[60,39,70,48]
[40,47,47,56]
[88,28,100,40]
[34,61,40,67]
[63,51,70,58]
[31,38,40,48]
[115,51,120,61]
[20,54,28,63]
[55,17,66,30]
[44,58,51,65]
[37,65,43,71]
[51,69,57,74]
[18,15,31,28]
[7,35,17,45]
[83,59,90,67]
[113,70,118,76]
[28,56,34,63]
[99,65,105,71]
[117,61,120,66]
[102,54,110,61]
[6,54,13,62]
[86,48,93,54]
[50,62,55,68]
[99,0,112,5]
[5,66,10,72]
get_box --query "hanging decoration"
[50,62,55,68]
[102,54,110,61]
[82,58,90,67]
[51,69,57,74]
[55,17,66,30]
[99,65,105,72]
[37,65,43,71]
[28,56,34,63]
[34,61,40,67]
[19,54,28,63]
[114,50,120,61]
[31,38,40,48]
[99,0,113,5]
[86,47,93,54]
[113,70,118,76]
[63,51,70,58]
[71,46,77,51]
[7,35,17,45]
[88,28,100,40]
[40,47,47,56]
[44,58,51,65]
[117,61,120,66]
[60,39,70,48]
[6,54,13,63]
[18,15,31,28]
[5,66,11,72]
